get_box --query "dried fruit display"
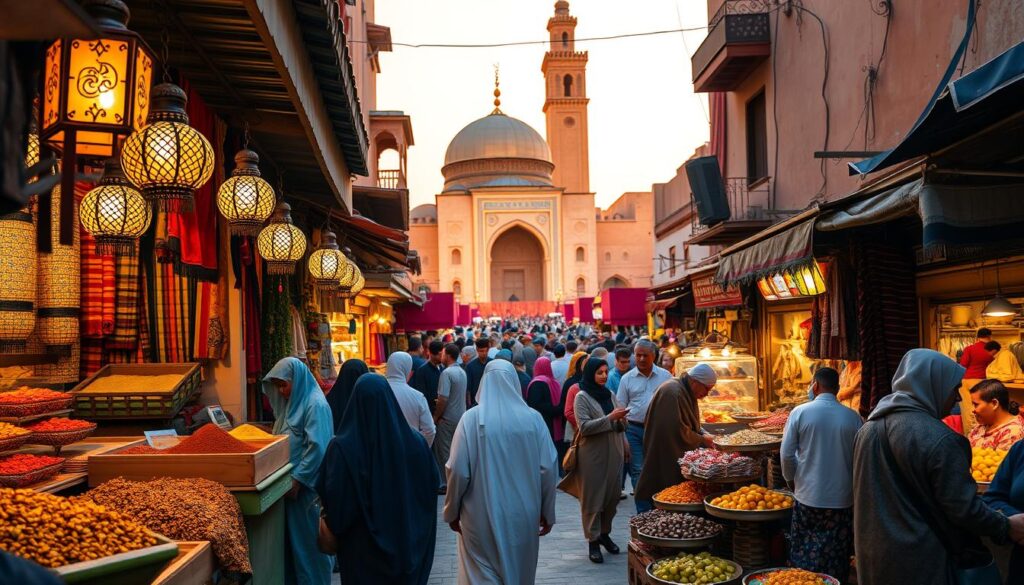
[754,568,832,584]
[708,484,793,511]
[714,429,781,446]
[85,478,252,575]
[655,481,714,504]
[679,448,760,480]
[750,409,791,433]
[633,511,722,540]
[649,551,737,584]
[0,488,156,567]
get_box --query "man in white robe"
[443,360,558,585]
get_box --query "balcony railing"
[376,169,405,189]
[691,0,771,92]
[691,176,772,235]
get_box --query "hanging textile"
[709,92,727,176]
[149,251,197,363]
[107,250,141,350]
[806,258,860,361]
[78,181,115,339]
[260,274,293,375]
[156,80,221,282]
[852,228,919,418]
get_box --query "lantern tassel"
[95,239,138,257]
[228,222,266,237]
[266,262,296,275]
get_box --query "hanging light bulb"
[256,201,306,274]
[982,260,1018,318]
[308,229,350,290]
[80,158,153,256]
[216,149,276,235]
[120,83,215,212]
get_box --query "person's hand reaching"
[538,516,553,536]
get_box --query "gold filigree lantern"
[80,158,152,256]
[217,149,276,236]
[120,83,215,212]
[257,201,307,275]
[0,210,37,353]
[308,229,351,290]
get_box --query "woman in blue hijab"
[263,357,334,585]
[317,373,439,584]
[327,359,370,433]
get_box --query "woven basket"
[0,432,32,454]
[26,423,97,447]
[0,395,74,418]
[0,459,64,487]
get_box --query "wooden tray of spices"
[87,435,290,488]
[69,363,202,420]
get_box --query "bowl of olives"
[646,551,743,584]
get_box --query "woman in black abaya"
[317,374,439,584]
[326,359,369,432]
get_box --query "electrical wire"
[346,26,712,49]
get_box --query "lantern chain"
[243,122,252,150]
[159,7,172,82]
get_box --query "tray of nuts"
[713,429,782,453]
[632,510,724,549]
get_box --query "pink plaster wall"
[710,0,1024,212]
[596,192,655,289]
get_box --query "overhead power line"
[348,26,710,49]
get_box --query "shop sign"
[693,273,742,310]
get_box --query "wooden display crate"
[69,363,202,420]
[88,435,289,487]
[152,541,215,585]
[54,532,179,585]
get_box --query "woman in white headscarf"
[385,351,436,446]
[443,360,558,585]
[853,349,1024,585]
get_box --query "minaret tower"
[542,0,590,194]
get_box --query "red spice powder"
[117,424,259,455]
[0,453,64,474]
[25,418,95,432]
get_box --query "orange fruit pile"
[709,484,792,511]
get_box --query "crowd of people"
[255,319,1024,585]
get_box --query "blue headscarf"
[263,357,333,488]
[317,374,438,583]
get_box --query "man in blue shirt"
[781,367,863,583]
[607,346,632,393]
[615,339,673,511]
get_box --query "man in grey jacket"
[853,349,1024,585]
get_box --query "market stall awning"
[574,297,595,323]
[646,295,686,313]
[716,210,818,287]
[396,292,456,331]
[850,39,1024,176]
[602,288,648,326]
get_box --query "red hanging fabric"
[709,92,727,176]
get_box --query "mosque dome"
[410,203,437,224]
[441,112,555,192]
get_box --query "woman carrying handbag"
[558,357,629,564]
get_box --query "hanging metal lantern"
[120,83,215,212]
[347,266,366,297]
[40,0,154,245]
[308,229,351,290]
[257,201,306,275]
[216,149,276,235]
[36,185,81,354]
[0,210,37,352]
[80,158,152,256]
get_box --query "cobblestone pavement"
[333,491,636,584]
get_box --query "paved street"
[333,490,636,584]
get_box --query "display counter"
[231,462,293,585]
[675,350,760,420]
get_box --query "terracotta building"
[409,1,654,303]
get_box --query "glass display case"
[674,347,760,422]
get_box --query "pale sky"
[374,0,711,210]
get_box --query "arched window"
[451,248,461,265]
[575,246,585,263]
[563,74,573,97]
[561,32,568,48]
[576,277,586,296]
[603,276,628,289]
[452,280,462,296]
[622,251,630,261]
[604,252,611,262]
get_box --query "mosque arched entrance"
[489,226,545,301]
